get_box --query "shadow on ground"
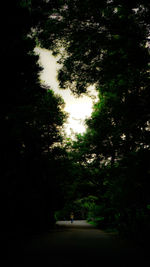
[4,220,150,266]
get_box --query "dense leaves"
[1,0,67,240]
[37,0,150,244]
[2,0,150,250]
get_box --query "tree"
[36,0,150,242]
[0,0,67,238]
[37,0,150,160]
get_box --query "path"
[12,221,150,266]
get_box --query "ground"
[5,220,150,266]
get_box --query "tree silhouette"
[0,1,67,240]
[37,0,150,243]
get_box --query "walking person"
[70,212,74,223]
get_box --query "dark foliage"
[1,0,150,254]
[0,1,67,247]
[37,0,150,246]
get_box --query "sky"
[35,47,98,137]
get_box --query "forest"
[2,0,150,251]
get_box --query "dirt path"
[11,221,150,266]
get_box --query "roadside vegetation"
[2,1,150,248]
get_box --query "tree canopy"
[2,0,150,248]
[35,0,150,243]
[1,0,68,237]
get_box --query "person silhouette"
[70,212,74,223]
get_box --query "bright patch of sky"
[35,47,98,136]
